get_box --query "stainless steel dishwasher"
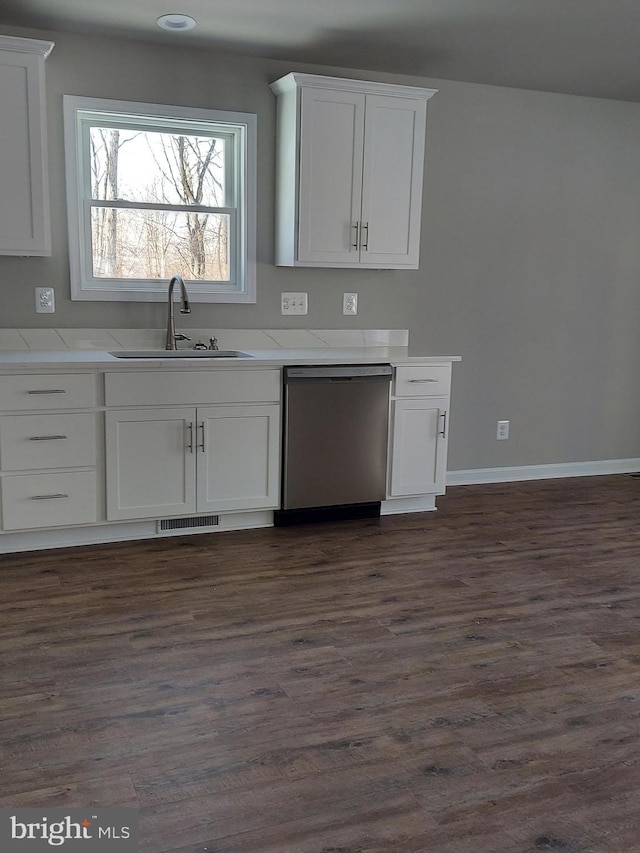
[275,364,392,525]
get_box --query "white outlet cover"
[343,292,358,315]
[35,287,55,314]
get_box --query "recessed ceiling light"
[156,13,197,32]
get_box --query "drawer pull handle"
[27,389,67,395]
[30,493,69,501]
[408,378,438,383]
[29,435,68,441]
[361,221,369,250]
[186,422,194,453]
[197,422,205,453]
[351,222,360,249]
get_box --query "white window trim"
[63,95,257,303]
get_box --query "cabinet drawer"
[104,369,281,407]
[0,374,96,411]
[0,413,96,471]
[1,471,97,530]
[394,365,451,397]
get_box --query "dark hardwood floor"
[3,475,640,852]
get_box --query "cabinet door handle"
[351,222,360,249]
[31,493,69,501]
[29,435,68,441]
[409,378,438,383]
[361,222,369,250]
[197,422,205,453]
[439,411,447,438]
[186,422,194,453]
[27,389,66,395]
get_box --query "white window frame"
[63,95,256,303]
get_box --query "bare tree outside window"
[89,127,230,282]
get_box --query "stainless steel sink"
[109,350,253,359]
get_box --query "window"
[63,96,256,302]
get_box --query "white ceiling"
[3,0,640,103]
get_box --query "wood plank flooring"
[2,475,640,851]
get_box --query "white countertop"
[0,347,461,370]
[0,329,460,370]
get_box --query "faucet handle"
[174,333,191,343]
[208,337,219,351]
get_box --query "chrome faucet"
[165,274,191,350]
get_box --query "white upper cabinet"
[0,35,53,256]
[270,73,436,269]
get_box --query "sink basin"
[109,350,253,359]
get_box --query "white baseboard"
[447,458,640,486]
[0,511,275,554]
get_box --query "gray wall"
[417,83,640,470]
[2,25,640,473]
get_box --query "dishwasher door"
[280,364,392,515]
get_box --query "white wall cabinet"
[386,364,451,504]
[270,73,436,269]
[0,373,98,531]
[104,370,281,522]
[0,35,53,256]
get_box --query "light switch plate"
[281,292,308,315]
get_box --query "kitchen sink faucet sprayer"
[165,274,191,350]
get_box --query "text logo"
[1,809,138,852]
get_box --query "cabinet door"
[0,41,51,256]
[105,408,196,520]
[360,95,427,268]
[297,87,365,264]
[388,397,447,497]
[197,405,280,512]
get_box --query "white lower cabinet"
[0,412,96,470]
[1,471,97,530]
[105,407,196,520]
[388,397,448,496]
[386,364,451,505]
[105,404,280,521]
[196,405,280,513]
[0,372,98,532]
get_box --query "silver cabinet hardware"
[439,411,447,438]
[352,222,360,249]
[30,493,69,500]
[408,378,438,383]
[197,422,205,452]
[29,435,68,441]
[361,222,369,250]
[186,422,194,453]
[26,389,66,395]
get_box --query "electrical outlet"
[35,287,55,314]
[281,292,308,315]
[497,419,510,440]
[343,292,358,315]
